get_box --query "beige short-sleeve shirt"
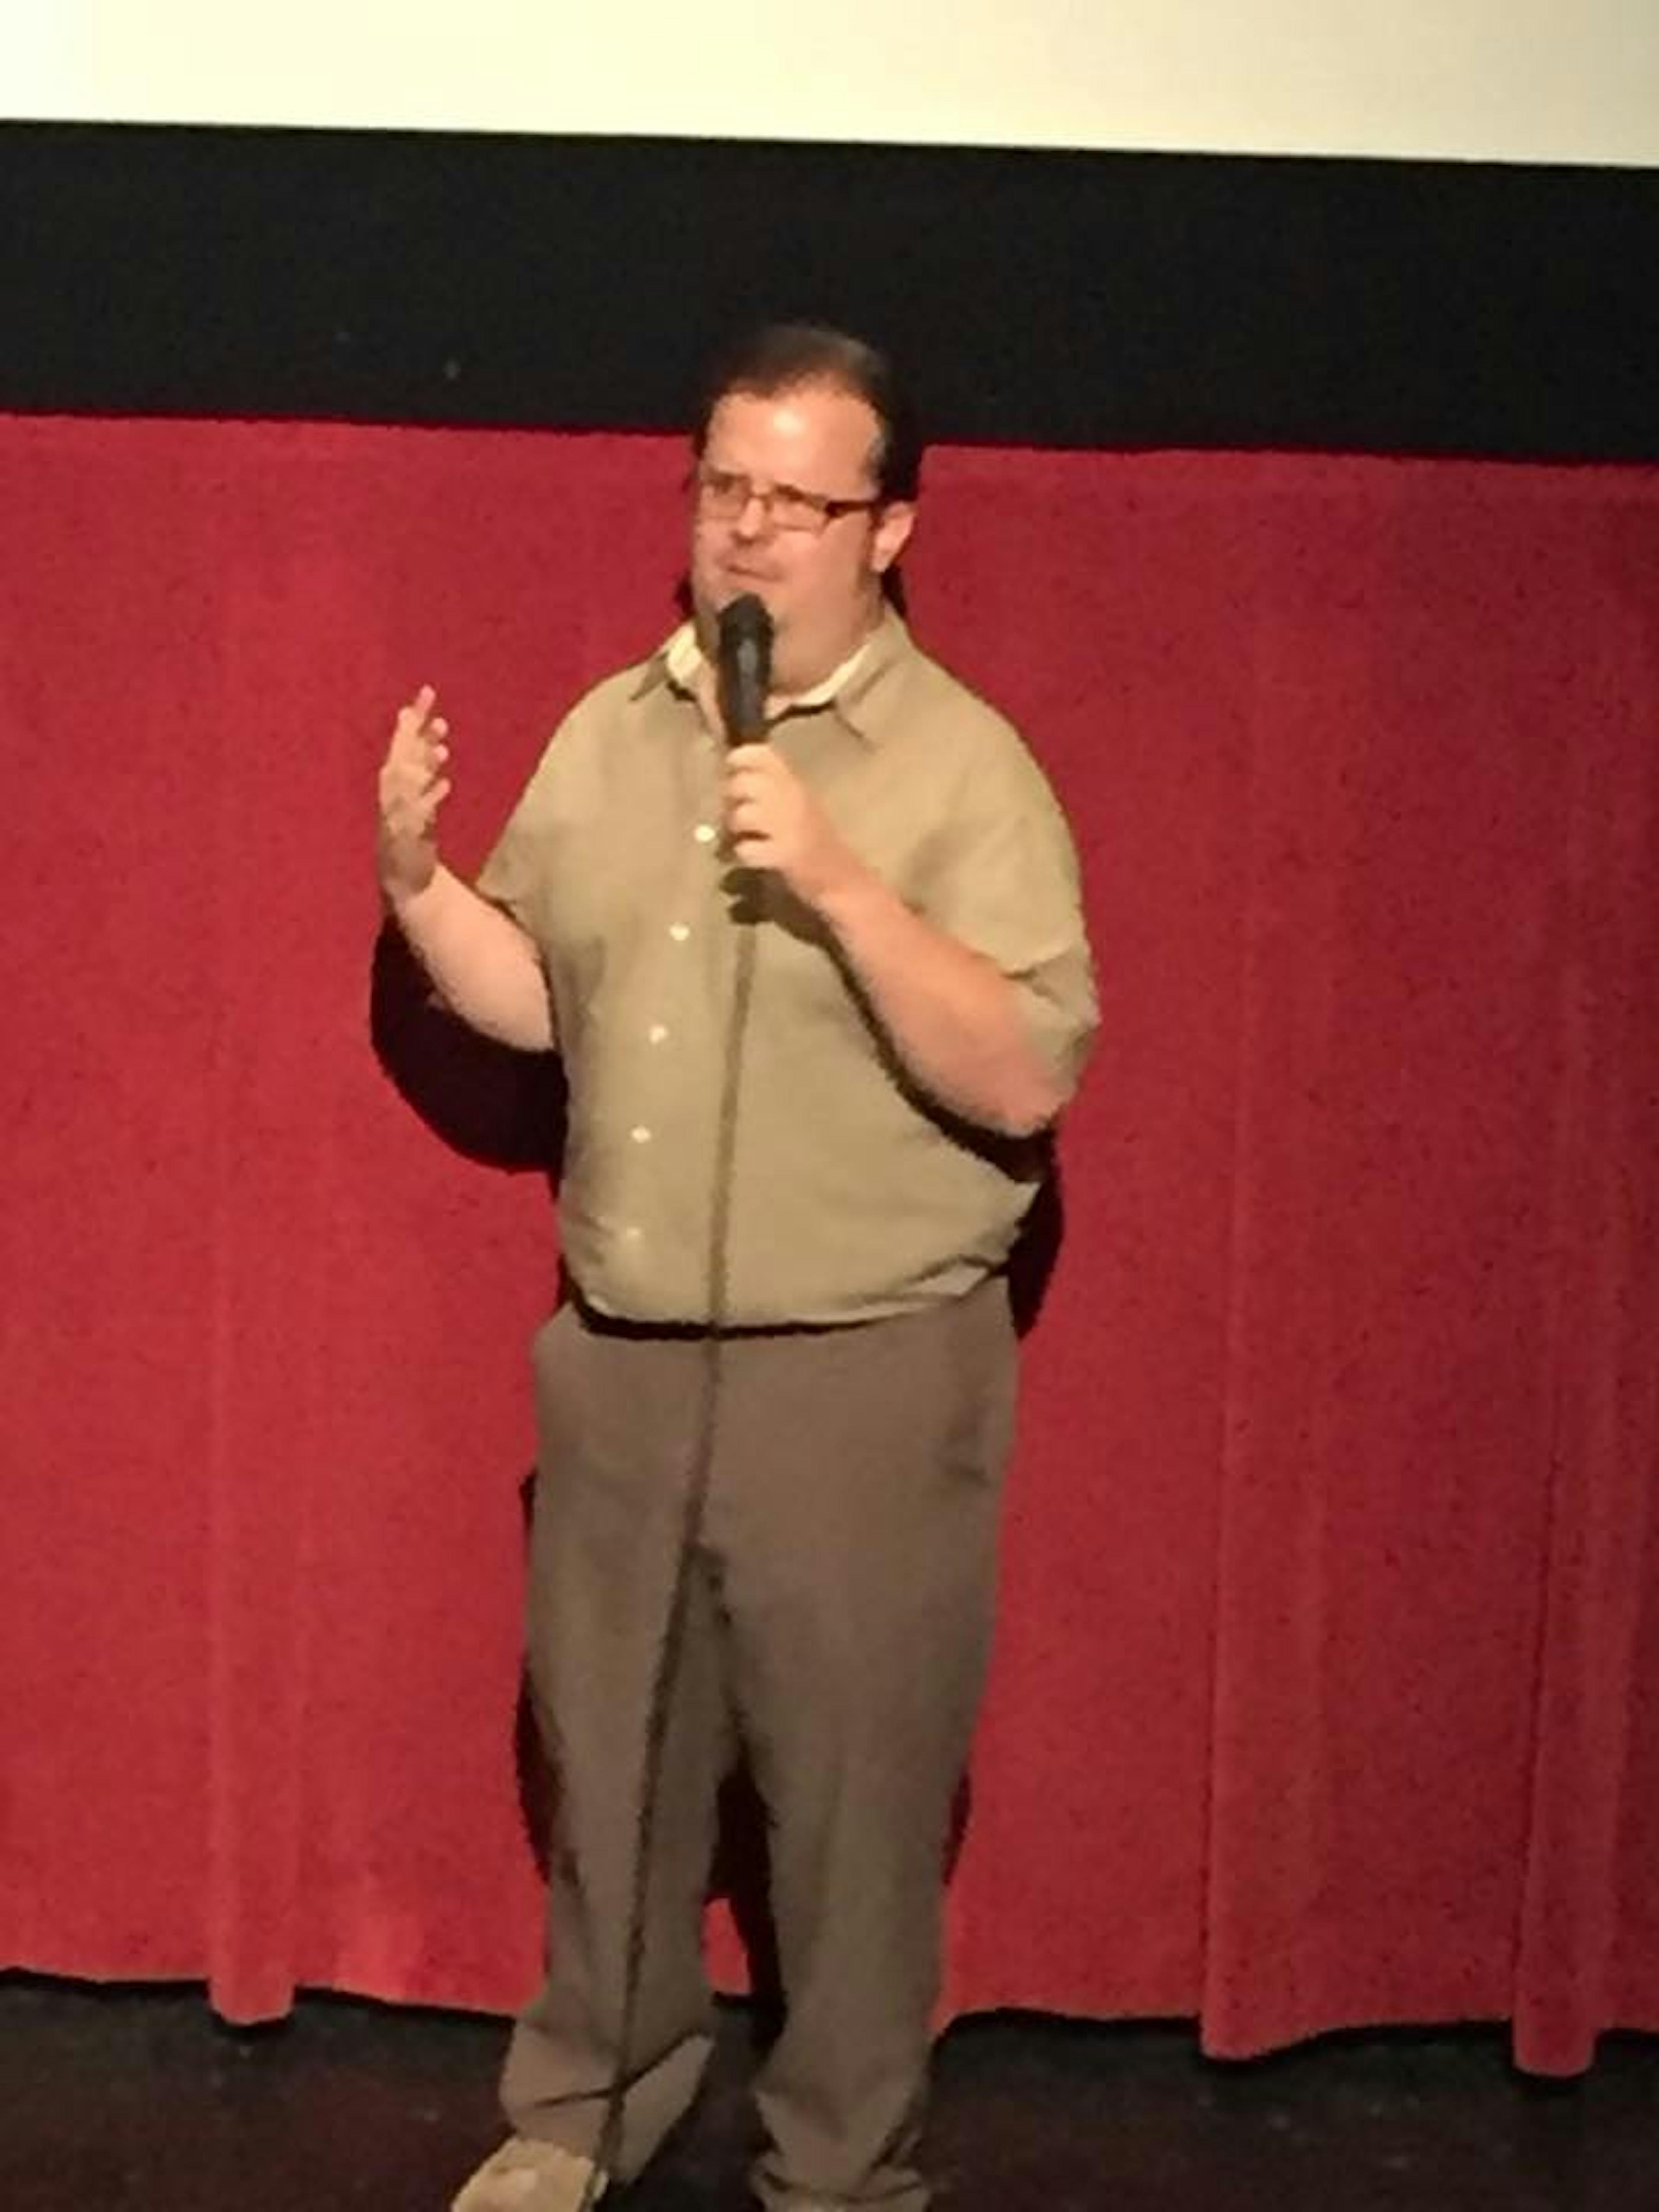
[476,610,1096,1326]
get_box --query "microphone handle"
[717,595,773,744]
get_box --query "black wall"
[4,122,1656,459]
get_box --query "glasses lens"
[696,469,833,534]
[698,467,745,515]
[769,492,826,534]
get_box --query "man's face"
[689,381,915,696]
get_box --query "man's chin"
[694,581,773,622]
[696,590,788,653]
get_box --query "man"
[376,325,1096,2212]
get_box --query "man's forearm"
[816,868,1065,1137]
[388,864,555,1051]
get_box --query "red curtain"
[2,416,1655,2074]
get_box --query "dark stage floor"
[2,1977,1655,2210]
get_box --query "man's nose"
[732,488,771,539]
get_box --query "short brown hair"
[692,322,923,504]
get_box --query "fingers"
[725,747,797,851]
[381,772,450,839]
[723,749,782,811]
[386,690,450,773]
[393,689,446,752]
[419,718,450,785]
[380,686,454,835]
[724,787,770,841]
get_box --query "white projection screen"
[7,1,1658,168]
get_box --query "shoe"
[451,2136,608,2211]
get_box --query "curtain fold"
[1511,532,1659,2071]
[2,417,1654,2066]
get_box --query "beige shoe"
[450,2136,607,2211]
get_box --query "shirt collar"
[634,604,913,747]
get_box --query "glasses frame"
[690,462,884,538]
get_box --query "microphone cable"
[576,597,772,2211]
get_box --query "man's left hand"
[724,745,864,911]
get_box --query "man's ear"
[871,501,916,576]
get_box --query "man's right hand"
[377,684,451,906]
[372,688,555,1052]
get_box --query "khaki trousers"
[500,1273,1017,2211]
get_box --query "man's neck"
[772,603,885,706]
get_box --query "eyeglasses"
[692,463,882,537]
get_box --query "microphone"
[716,594,773,745]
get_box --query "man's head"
[687,324,921,697]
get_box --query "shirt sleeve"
[473,753,557,932]
[471,661,652,937]
[916,726,1100,1103]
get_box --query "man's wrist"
[808,852,890,937]
[379,851,441,924]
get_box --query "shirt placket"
[604,733,732,1303]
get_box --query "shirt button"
[629,1125,652,1145]
[693,822,717,845]
[668,922,690,943]
[648,1023,669,1045]
[621,1224,643,1245]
